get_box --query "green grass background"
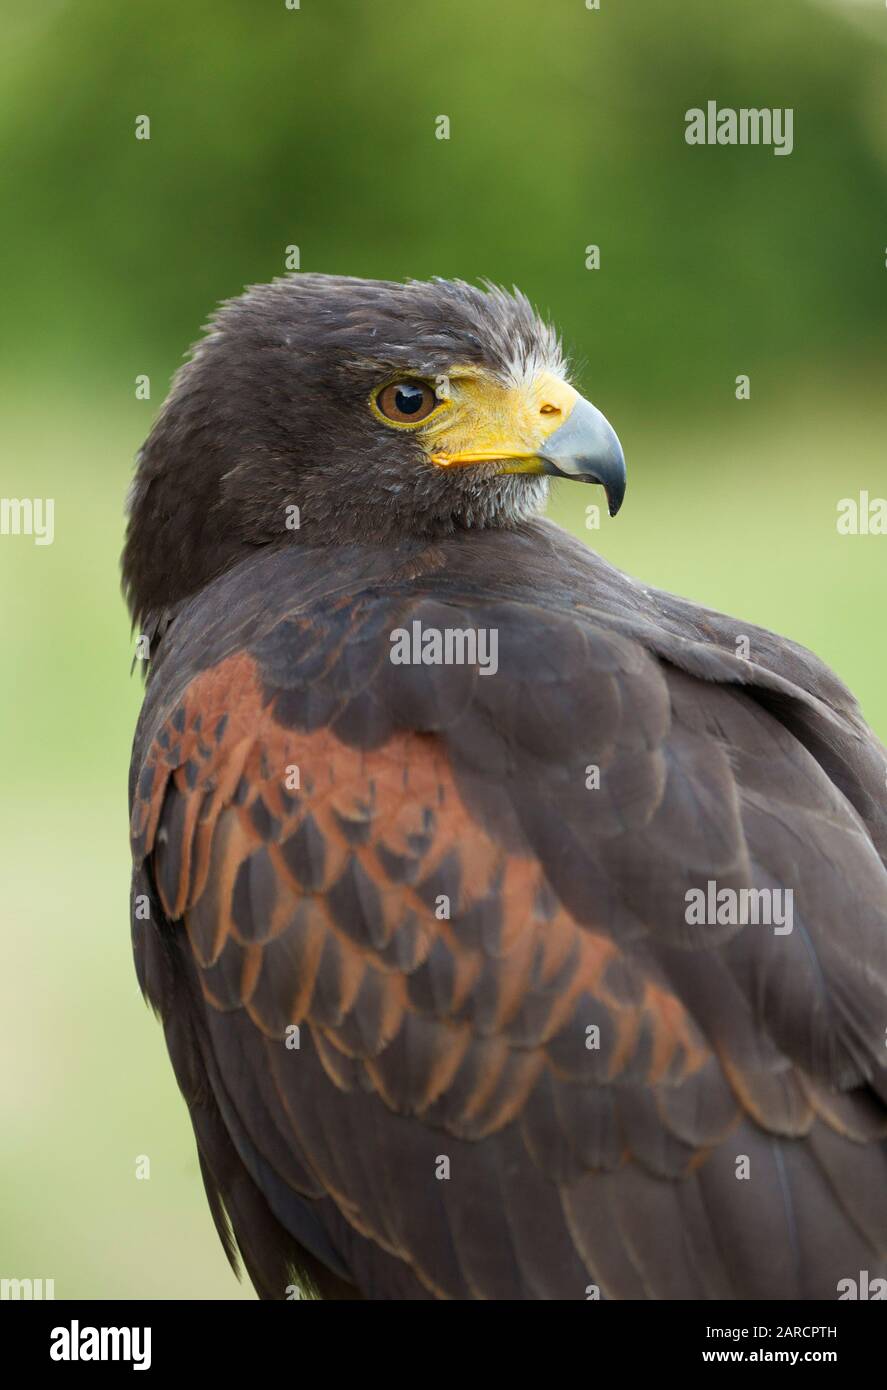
[1,0,885,1297]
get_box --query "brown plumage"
[125,274,887,1299]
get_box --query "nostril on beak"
[540,403,561,416]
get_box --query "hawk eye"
[376,380,438,425]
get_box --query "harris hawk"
[123,273,887,1301]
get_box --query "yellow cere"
[387,368,579,473]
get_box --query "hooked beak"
[533,397,626,517]
[429,386,627,518]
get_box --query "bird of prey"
[124,273,887,1301]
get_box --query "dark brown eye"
[376,380,438,424]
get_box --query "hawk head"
[123,273,625,631]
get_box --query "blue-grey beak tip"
[539,398,626,517]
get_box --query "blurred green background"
[1,0,885,1299]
